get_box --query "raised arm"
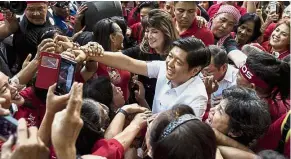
[88,51,148,77]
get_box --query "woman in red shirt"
[89,18,131,103]
[236,52,290,122]
[261,19,290,60]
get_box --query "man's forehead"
[216,13,236,23]
[27,3,47,8]
[175,2,197,9]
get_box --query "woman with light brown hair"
[122,9,179,108]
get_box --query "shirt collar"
[166,76,197,95]
[223,65,235,83]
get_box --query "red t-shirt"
[263,23,277,43]
[266,97,290,123]
[262,41,290,60]
[127,7,140,27]
[91,139,124,159]
[96,63,131,101]
[179,19,214,46]
[13,87,46,128]
[254,111,290,158]
[208,3,247,20]
[130,22,143,44]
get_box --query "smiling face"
[211,13,236,38]
[236,20,255,45]
[165,46,198,87]
[270,23,290,51]
[25,3,48,25]
[147,27,165,52]
[0,72,24,109]
[206,99,230,134]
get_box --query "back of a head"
[222,86,271,145]
[83,77,113,109]
[172,37,211,70]
[92,18,115,51]
[150,105,216,159]
[246,52,290,103]
[208,45,228,68]
[241,44,266,56]
[76,98,104,155]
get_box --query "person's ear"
[250,83,256,89]
[190,66,201,76]
[221,63,227,73]
[109,34,115,43]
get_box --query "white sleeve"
[189,96,208,120]
[146,61,164,78]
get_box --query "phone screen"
[56,58,76,95]
[0,116,18,141]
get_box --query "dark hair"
[150,105,216,159]
[92,18,117,51]
[246,52,290,105]
[174,1,198,6]
[257,150,287,159]
[140,9,179,56]
[172,37,211,71]
[83,77,114,119]
[76,99,104,155]
[38,26,64,45]
[134,1,159,19]
[235,13,262,43]
[110,16,135,49]
[208,45,228,68]
[222,86,271,145]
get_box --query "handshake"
[36,35,105,63]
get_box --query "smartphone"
[35,52,61,89]
[55,57,77,95]
[269,2,277,14]
[0,116,18,142]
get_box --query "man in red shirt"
[174,1,214,46]
[208,2,247,19]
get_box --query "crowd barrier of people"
[0,1,290,159]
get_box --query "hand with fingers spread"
[3,10,19,33]
[74,4,88,32]
[51,83,84,159]
[54,35,74,53]
[37,39,57,57]
[1,118,50,159]
[46,83,70,114]
[204,75,219,95]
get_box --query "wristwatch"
[117,108,128,117]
